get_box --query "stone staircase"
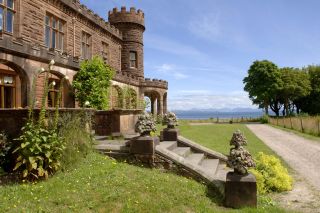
[156,136,230,193]
[94,135,230,194]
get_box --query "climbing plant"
[73,56,114,110]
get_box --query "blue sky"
[81,0,320,110]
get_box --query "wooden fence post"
[300,118,304,133]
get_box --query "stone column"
[157,96,163,116]
[151,96,156,116]
[163,93,167,114]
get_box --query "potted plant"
[130,113,158,162]
[135,112,156,136]
[225,130,257,208]
[161,112,179,141]
[162,112,178,129]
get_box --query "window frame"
[44,13,65,51]
[0,0,16,34]
[0,72,16,109]
[81,31,92,60]
[129,51,137,68]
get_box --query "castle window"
[0,0,15,33]
[130,51,137,68]
[0,73,16,108]
[102,42,109,64]
[45,14,64,50]
[81,31,91,60]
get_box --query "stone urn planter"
[161,112,179,141]
[130,113,159,163]
[225,130,257,208]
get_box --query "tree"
[279,67,311,116]
[297,66,320,115]
[243,60,283,115]
[73,56,114,110]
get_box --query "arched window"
[0,64,20,108]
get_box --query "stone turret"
[108,7,145,79]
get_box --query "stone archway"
[110,85,123,109]
[124,88,137,109]
[0,60,29,108]
[144,90,161,116]
[35,70,74,108]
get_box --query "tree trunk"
[264,100,269,115]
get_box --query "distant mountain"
[172,107,261,113]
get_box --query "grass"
[0,152,287,213]
[176,122,276,157]
[0,122,290,212]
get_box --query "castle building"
[0,0,168,115]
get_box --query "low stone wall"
[0,108,95,138]
[0,108,142,138]
[95,109,142,136]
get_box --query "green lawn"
[0,152,286,213]
[0,122,290,212]
[176,123,276,157]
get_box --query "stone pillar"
[163,93,167,114]
[151,96,156,116]
[157,96,163,116]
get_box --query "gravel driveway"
[247,124,320,190]
[247,124,320,212]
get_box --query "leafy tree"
[73,56,114,110]
[243,60,283,115]
[297,66,320,115]
[279,67,311,116]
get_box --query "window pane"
[58,20,63,32]
[51,30,56,48]
[0,0,3,4]
[6,10,13,33]
[81,43,85,58]
[45,15,50,26]
[6,0,13,9]
[58,33,63,50]
[4,87,14,108]
[4,76,13,84]
[45,26,50,47]
[0,8,3,31]
[130,52,136,60]
[52,18,56,29]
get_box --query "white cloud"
[145,34,208,59]
[168,90,255,110]
[155,63,189,80]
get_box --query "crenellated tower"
[108,7,145,79]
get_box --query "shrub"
[260,114,269,124]
[0,133,11,170]
[57,112,93,170]
[12,60,66,181]
[250,152,293,194]
[73,56,114,110]
[13,123,65,180]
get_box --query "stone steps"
[155,140,230,194]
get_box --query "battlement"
[60,0,122,39]
[141,78,168,89]
[108,7,145,28]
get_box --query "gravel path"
[247,124,320,212]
